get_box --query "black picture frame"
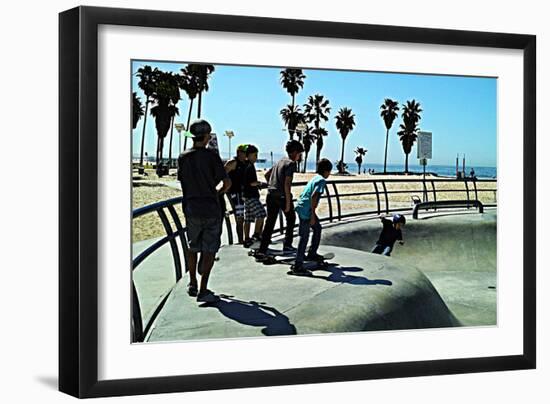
[59,5,536,398]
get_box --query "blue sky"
[131,60,497,168]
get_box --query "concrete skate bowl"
[131,178,497,342]
[320,210,497,326]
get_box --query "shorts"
[186,216,222,253]
[244,198,267,223]
[228,192,245,219]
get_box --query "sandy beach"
[132,168,497,242]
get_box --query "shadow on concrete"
[310,266,393,286]
[200,295,297,336]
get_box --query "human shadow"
[308,265,393,286]
[200,295,297,336]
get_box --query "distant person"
[470,168,477,180]
[363,168,366,175]
[224,144,248,244]
[292,158,333,275]
[371,214,406,256]
[254,140,304,260]
[242,145,267,248]
[178,119,231,303]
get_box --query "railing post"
[331,183,342,221]
[373,181,381,215]
[157,208,183,281]
[132,281,144,342]
[325,185,334,222]
[167,205,186,280]
[381,181,389,213]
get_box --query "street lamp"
[224,130,235,160]
[174,123,185,155]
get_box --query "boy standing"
[255,140,304,260]
[224,144,248,244]
[242,145,267,247]
[292,158,333,274]
[177,119,232,303]
[372,214,406,256]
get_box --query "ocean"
[255,160,497,179]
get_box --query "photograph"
[130,60,497,343]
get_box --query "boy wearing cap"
[178,119,232,303]
[372,214,406,256]
[224,144,248,244]
[242,145,267,247]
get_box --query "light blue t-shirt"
[295,175,327,220]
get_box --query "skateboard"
[263,252,335,268]
[247,247,296,259]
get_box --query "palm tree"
[186,64,215,118]
[380,98,399,173]
[132,92,144,130]
[280,104,304,140]
[313,127,328,165]
[354,147,367,174]
[179,66,200,150]
[302,126,317,173]
[136,66,158,166]
[150,71,181,165]
[280,68,306,138]
[304,94,331,165]
[335,107,356,173]
[397,100,423,173]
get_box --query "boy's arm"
[310,191,321,225]
[283,176,292,212]
[224,159,236,173]
[264,167,272,181]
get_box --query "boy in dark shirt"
[224,144,248,244]
[254,140,304,260]
[372,214,406,256]
[178,119,231,303]
[242,145,267,247]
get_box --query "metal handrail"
[131,176,497,342]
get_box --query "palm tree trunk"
[316,137,322,167]
[340,138,346,173]
[184,98,194,150]
[139,96,149,166]
[168,116,174,164]
[303,151,308,173]
[358,161,361,175]
[197,91,202,118]
[405,153,409,174]
[383,128,389,173]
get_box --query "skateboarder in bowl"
[291,158,333,275]
[372,214,406,256]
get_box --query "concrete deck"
[133,209,496,342]
[145,244,458,342]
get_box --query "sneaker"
[253,252,269,262]
[290,263,311,276]
[197,289,219,303]
[283,245,297,253]
[252,234,262,242]
[243,239,254,248]
[306,252,324,262]
[187,283,198,297]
